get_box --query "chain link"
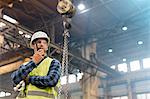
[58,20,70,99]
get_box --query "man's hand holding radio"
[32,49,45,64]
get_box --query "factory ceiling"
[0,0,150,71]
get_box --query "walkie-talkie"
[36,43,40,51]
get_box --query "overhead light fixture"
[24,34,31,38]
[8,3,13,8]
[3,15,18,24]
[19,0,23,2]
[77,3,85,11]
[122,26,128,31]
[17,44,21,47]
[123,58,127,62]
[108,48,113,53]
[137,40,143,45]
[0,22,6,28]
[19,30,24,35]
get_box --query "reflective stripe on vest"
[28,91,55,98]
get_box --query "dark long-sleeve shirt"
[11,58,61,87]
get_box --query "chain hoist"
[57,0,76,18]
[57,0,76,99]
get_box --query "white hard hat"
[30,31,50,48]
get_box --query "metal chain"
[57,0,76,97]
[58,21,70,99]
[64,29,69,99]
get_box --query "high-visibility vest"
[17,57,60,99]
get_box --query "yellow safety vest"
[17,57,60,99]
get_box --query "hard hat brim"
[30,37,50,49]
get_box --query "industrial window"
[60,76,67,85]
[130,60,140,71]
[143,58,150,69]
[77,73,83,81]
[118,63,128,72]
[0,91,11,98]
[68,74,76,83]
[147,93,150,99]
[112,97,120,99]
[137,94,146,99]
[61,73,84,85]
[120,96,128,99]
[111,65,116,69]
[112,96,128,99]
[137,93,150,99]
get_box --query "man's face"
[32,38,48,52]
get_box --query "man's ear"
[31,41,36,49]
[30,44,35,49]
